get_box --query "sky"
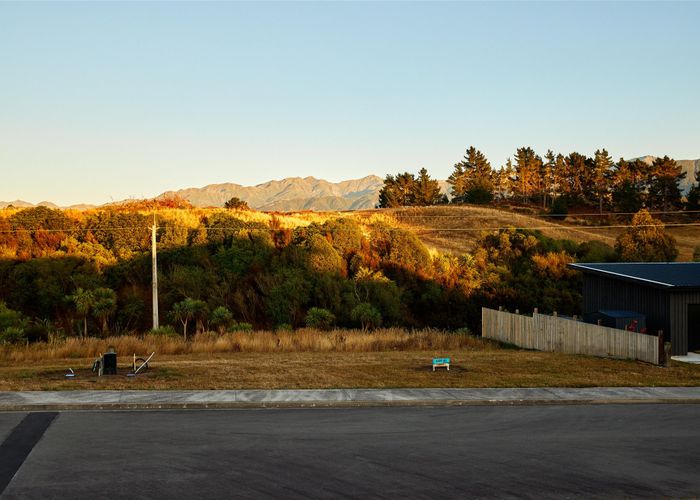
[1,1,699,206]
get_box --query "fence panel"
[481,307,659,365]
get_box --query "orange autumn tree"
[615,209,678,262]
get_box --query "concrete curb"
[3,399,700,412]
[2,387,700,411]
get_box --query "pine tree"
[541,150,556,209]
[447,163,468,200]
[562,152,592,203]
[593,149,613,213]
[395,172,417,206]
[447,146,494,203]
[686,183,700,211]
[494,159,515,201]
[513,147,542,202]
[378,173,417,208]
[609,158,646,212]
[648,156,685,212]
[552,153,567,201]
[412,168,444,206]
[378,175,399,208]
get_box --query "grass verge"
[1,350,698,391]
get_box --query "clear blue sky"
[1,1,698,206]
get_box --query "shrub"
[148,325,178,337]
[351,303,382,331]
[24,323,49,343]
[275,323,293,332]
[577,240,616,263]
[224,197,249,210]
[305,307,336,330]
[210,306,233,334]
[1,327,26,345]
[549,197,568,220]
[231,322,253,332]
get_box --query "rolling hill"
[362,205,700,262]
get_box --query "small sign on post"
[432,357,450,371]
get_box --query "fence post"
[658,331,667,367]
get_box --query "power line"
[0,227,151,233]
[386,210,700,218]
[409,223,700,232]
[1,222,699,235]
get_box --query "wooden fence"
[482,307,660,365]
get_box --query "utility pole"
[151,214,159,330]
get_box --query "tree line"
[0,195,691,345]
[378,147,700,214]
[0,204,604,344]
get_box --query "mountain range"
[2,157,697,211]
[158,175,388,211]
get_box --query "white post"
[152,215,159,330]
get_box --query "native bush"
[351,303,382,331]
[305,307,336,330]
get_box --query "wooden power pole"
[151,215,159,330]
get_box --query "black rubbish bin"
[102,352,117,375]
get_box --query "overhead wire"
[1,221,699,234]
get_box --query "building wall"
[582,275,700,355]
[670,292,700,355]
[582,275,672,348]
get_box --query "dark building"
[568,263,700,356]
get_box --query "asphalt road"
[1,404,699,499]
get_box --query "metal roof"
[568,262,700,290]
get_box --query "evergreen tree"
[541,150,557,209]
[378,175,400,208]
[493,159,515,201]
[592,149,613,212]
[552,153,567,201]
[686,183,700,211]
[448,146,494,204]
[513,147,542,202]
[647,156,685,212]
[394,172,417,206]
[378,173,416,208]
[609,158,645,212]
[412,168,444,206]
[562,152,592,202]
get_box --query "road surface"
[1,404,699,498]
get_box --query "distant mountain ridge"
[157,175,387,211]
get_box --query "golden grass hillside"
[2,202,697,261]
[353,206,700,261]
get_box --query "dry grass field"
[1,330,698,391]
[357,206,700,261]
